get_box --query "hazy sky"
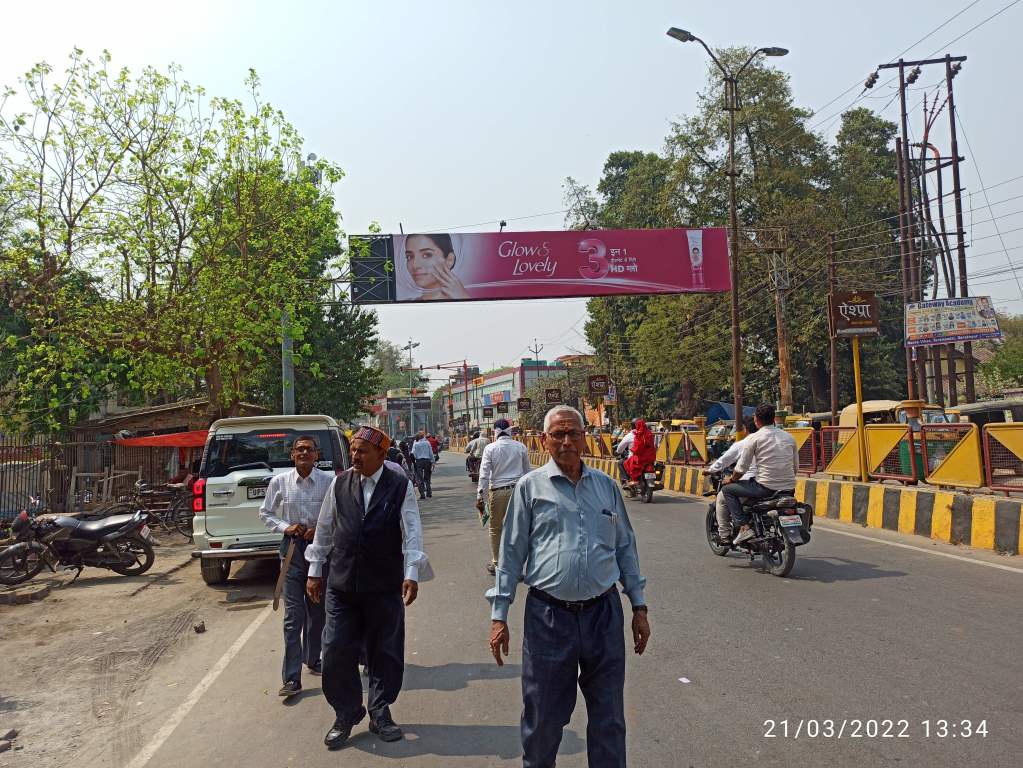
[4,1,1021,389]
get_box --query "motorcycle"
[703,470,812,577]
[466,455,481,484]
[618,455,665,504]
[0,498,155,586]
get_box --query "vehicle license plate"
[778,514,803,527]
[140,525,152,540]
[247,486,268,499]
[644,472,657,480]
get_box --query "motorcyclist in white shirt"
[702,416,757,544]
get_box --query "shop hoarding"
[904,297,1001,347]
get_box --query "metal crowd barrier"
[982,423,1023,494]
[784,427,818,475]
[865,424,919,484]
[921,423,983,488]
[821,426,860,479]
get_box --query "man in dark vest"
[306,425,432,750]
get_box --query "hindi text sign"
[829,291,880,338]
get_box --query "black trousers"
[521,590,626,768]
[415,458,433,495]
[321,587,405,720]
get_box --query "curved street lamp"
[666,27,787,436]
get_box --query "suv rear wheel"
[200,556,231,585]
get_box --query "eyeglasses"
[292,447,318,454]
[547,430,585,442]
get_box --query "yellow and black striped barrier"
[510,451,1022,556]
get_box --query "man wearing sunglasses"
[487,405,650,768]
[259,434,334,698]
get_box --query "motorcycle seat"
[58,514,137,537]
[749,493,797,512]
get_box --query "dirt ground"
[0,539,279,768]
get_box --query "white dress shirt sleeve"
[616,432,634,456]
[399,481,433,582]
[477,444,493,499]
[708,440,743,473]
[257,474,289,533]
[305,477,338,578]
[734,431,758,477]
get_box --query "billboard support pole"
[828,235,839,426]
[852,336,869,482]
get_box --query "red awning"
[114,430,209,448]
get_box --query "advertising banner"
[905,297,1001,347]
[482,407,494,418]
[496,402,509,414]
[517,397,533,412]
[350,228,729,304]
[828,291,881,338]
[545,388,562,405]
[385,396,433,411]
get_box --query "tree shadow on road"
[784,556,907,583]
[403,662,521,692]
[349,722,584,760]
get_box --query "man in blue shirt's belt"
[486,405,650,768]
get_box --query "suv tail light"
[192,478,206,513]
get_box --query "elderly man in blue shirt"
[487,405,650,768]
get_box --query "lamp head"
[666,27,695,43]
[761,47,789,57]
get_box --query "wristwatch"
[632,605,648,614]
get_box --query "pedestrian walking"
[476,418,530,575]
[258,435,334,698]
[487,405,650,768]
[412,432,435,498]
[306,425,432,749]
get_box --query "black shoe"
[419,493,426,499]
[369,707,403,742]
[308,661,322,676]
[278,680,301,697]
[427,492,432,498]
[324,706,366,749]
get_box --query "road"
[7,458,1021,768]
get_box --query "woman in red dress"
[623,419,656,483]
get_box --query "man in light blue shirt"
[487,405,650,768]
[411,433,435,498]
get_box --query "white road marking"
[812,524,1023,574]
[123,604,274,768]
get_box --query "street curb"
[513,450,1022,557]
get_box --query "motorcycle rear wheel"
[0,545,46,585]
[705,507,730,556]
[761,537,796,577]
[642,479,654,503]
[109,535,155,576]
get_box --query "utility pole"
[528,338,544,392]
[946,55,975,403]
[770,248,793,412]
[895,139,917,400]
[828,235,839,425]
[282,307,295,415]
[403,339,420,436]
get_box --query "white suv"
[191,415,350,585]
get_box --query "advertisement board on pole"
[904,297,1001,347]
[350,228,730,304]
[544,388,562,405]
[385,396,433,411]
[517,397,533,411]
[587,375,610,396]
[482,406,494,418]
[496,402,509,414]
[828,291,881,338]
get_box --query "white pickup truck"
[190,415,350,585]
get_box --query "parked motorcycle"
[619,458,665,504]
[0,498,155,586]
[703,470,812,577]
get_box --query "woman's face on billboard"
[405,235,454,290]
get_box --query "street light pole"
[667,28,788,436]
[404,339,420,436]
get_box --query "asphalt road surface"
[112,459,1022,768]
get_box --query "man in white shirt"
[476,418,531,574]
[703,417,757,544]
[306,426,432,749]
[412,433,435,499]
[723,404,799,545]
[259,435,334,697]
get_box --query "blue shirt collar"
[541,457,593,482]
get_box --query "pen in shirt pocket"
[601,509,618,525]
